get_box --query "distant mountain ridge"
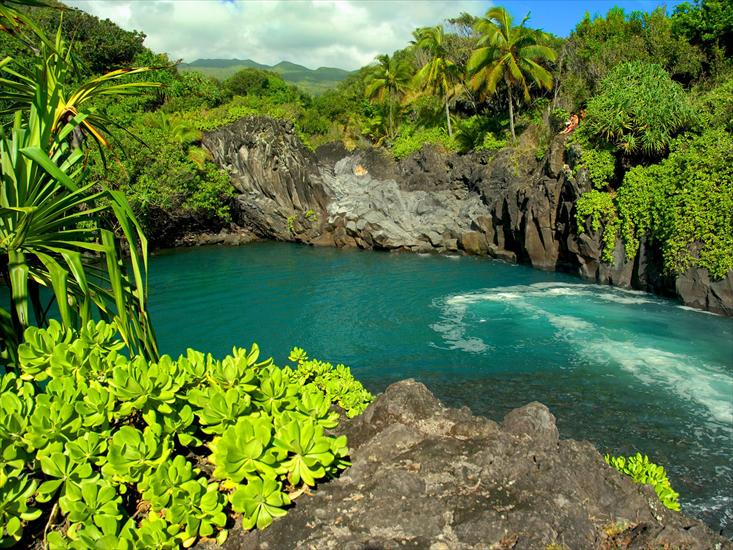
[179,58,352,95]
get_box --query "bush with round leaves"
[0,320,373,548]
[605,452,680,511]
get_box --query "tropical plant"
[583,61,697,155]
[468,7,556,139]
[0,320,373,547]
[411,25,462,137]
[605,452,680,511]
[364,53,413,138]
[0,5,159,365]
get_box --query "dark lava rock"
[202,381,731,550]
[202,117,330,243]
[204,116,733,315]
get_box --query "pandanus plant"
[0,1,160,366]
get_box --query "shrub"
[0,321,373,548]
[584,61,698,155]
[454,115,507,153]
[605,452,680,511]
[576,189,621,263]
[578,146,617,190]
[390,126,457,159]
[617,129,733,278]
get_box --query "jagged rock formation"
[203,117,733,315]
[203,117,330,243]
[202,380,732,550]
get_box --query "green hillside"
[179,58,352,95]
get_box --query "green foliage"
[560,7,705,110]
[229,477,290,531]
[576,129,733,278]
[584,62,697,155]
[86,120,235,243]
[454,115,507,153]
[390,125,457,160]
[288,348,373,417]
[693,71,733,132]
[0,6,159,364]
[672,0,733,59]
[576,190,620,263]
[578,147,616,190]
[0,320,373,548]
[605,453,680,511]
[616,129,733,278]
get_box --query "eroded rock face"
[202,117,330,243]
[205,381,731,550]
[203,116,733,314]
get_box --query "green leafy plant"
[583,61,697,156]
[0,6,160,366]
[0,321,373,548]
[605,452,680,511]
[229,477,291,531]
[576,190,621,263]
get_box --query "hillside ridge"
[179,57,352,94]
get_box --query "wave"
[432,282,733,428]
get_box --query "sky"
[65,0,687,71]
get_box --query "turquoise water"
[149,242,733,535]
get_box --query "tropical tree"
[411,25,462,137]
[0,2,159,365]
[364,53,412,139]
[467,7,556,140]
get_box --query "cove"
[149,241,733,536]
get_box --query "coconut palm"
[0,7,159,365]
[467,7,556,140]
[364,53,412,139]
[411,25,462,137]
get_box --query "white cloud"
[64,0,491,70]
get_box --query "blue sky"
[501,0,687,36]
[66,1,687,70]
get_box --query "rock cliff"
[202,117,733,315]
[201,380,732,549]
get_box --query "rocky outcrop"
[205,381,731,549]
[203,117,330,243]
[203,116,733,315]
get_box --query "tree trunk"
[389,96,394,139]
[445,99,452,138]
[507,84,516,140]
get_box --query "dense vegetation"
[179,59,352,96]
[0,321,372,547]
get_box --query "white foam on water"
[584,340,733,428]
[677,305,722,316]
[432,281,733,429]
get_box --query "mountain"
[179,58,353,95]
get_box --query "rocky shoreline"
[199,380,732,549]
[201,116,733,315]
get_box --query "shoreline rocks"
[201,381,732,549]
[202,116,733,315]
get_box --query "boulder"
[203,381,731,550]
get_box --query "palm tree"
[0,7,160,364]
[364,53,412,139]
[411,25,461,137]
[467,7,556,140]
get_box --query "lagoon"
[149,242,733,535]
